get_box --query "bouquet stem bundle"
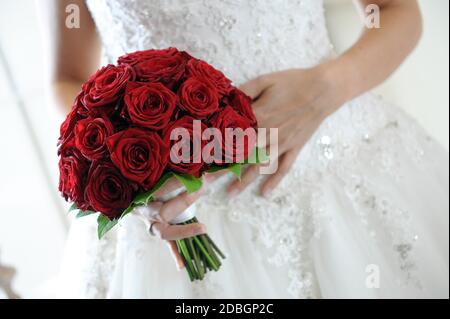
[176,217,225,281]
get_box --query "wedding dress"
[57,0,449,298]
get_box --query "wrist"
[318,56,356,106]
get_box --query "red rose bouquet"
[58,48,267,281]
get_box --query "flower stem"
[177,217,225,280]
[200,234,221,267]
[187,237,203,280]
[178,239,197,281]
[192,236,219,271]
[206,234,226,259]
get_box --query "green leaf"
[174,173,203,194]
[120,172,174,219]
[120,172,173,219]
[76,210,96,218]
[68,203,78,213]
[227,163,242,180]
[97,214,118,239]
[133,172,174,205]
[243,146,269,164]
[256,147,270,163]
[120,203,138,219]
[117,147,267,224]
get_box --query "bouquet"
[57,48,267,281]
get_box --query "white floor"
[0,0,448,298]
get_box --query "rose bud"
[163,116,209,177]
[209,106,257,164]
[106,128,168,191]
[82,64,135,110]
[85,161,134,218]
[74,117,115,160]
[124,82,177,130]
[186,59,232,96]
[178,77,219,119]
[58,140,90,211]
[228,89,257,128]
[118,48,191,89]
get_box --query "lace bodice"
[86,0,334,84]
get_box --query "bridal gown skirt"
[57,93,449,299]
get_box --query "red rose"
[82,64,134,109]
[118,48,190,88]
[58,140,90,210]
[228,89,257,128]
[163,116,208,177]
[178,77,219,119]
[186,59,232,96]
[58,93,91,146]
[59,109,78,147]
[124,82,177,130]
[85,161,133,218]
[210,106,256,163]
[106,128,168,190]
[74,117,114,160]
[118,48,182,65]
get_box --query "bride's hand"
[133,177,206,270]
[228,65,346,197]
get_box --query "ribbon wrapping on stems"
[157,187,197,224]
[156,185,225,281]
[170,205,196,224]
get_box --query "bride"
[40,0,448,298]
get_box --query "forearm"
[51,79,84,114]
[38,0,101,115]
[323,0,422,103]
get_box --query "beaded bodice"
[86,0,334,84]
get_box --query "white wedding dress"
[57,0,449,298]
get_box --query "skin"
[134,179,208,269]
[40,0,422,267]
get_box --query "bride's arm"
[330,0,422,100]
[38,0,102,114]
[228,0,422,197]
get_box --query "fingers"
[158,190,203,222]
[153,177,183,199]
[133,203,163,229]
[153,222,206,241]
[252,93,273,113]
[238,75,271,100]
[227,164,260,197]
[204,170,228,183]
[260,149,299,197]
[167,241,185,270]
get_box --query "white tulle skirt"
[57,93,449,299]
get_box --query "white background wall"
[0,0,448,298]
[325,0,449,150]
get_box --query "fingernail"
[262,188,272,198]
[199,224,207,233]
[228,189,238,198]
